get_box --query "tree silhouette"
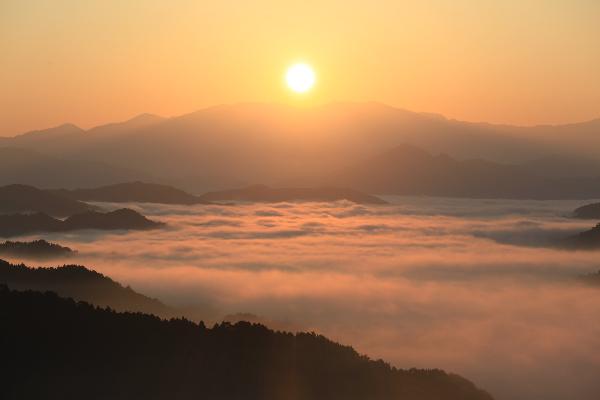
[0,285,493,400]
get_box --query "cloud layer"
[11,196,600,400]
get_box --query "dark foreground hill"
[198,184,388,204]
[561,223,600,249]
[51,181,209,205]
[0,286,493,400]
[0,208,161,237]
[0,240,74,259]
[572,202,600,219]
[0,260,172,317]
[0,184,93,216]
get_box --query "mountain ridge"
[3,102,600,194]
[328,144,600,199]
[0,284,494,400]
[0,184,94,216]
[0,259,173,316]
[0,208,162,237]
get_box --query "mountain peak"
[126,113,164,124]
[15,123,83,139]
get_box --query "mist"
[11,196,600,400]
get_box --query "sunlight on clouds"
[10,197,600,400]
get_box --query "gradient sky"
[1,0,599,135]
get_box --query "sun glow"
[285,63,315,93]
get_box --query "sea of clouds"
[15,196,600,400]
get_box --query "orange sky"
[1,0,599,135]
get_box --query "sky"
[1,0,599,134]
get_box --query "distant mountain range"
[0,285,494,400]
[0,182,386,221]
[1,102,599,196]
[0,184,94,216]
[328,144,600,199]
[52,181,209,205]
[0,147,149,189]
[0,208,161,237]
[0,240,75,259]
[198,184,388,204]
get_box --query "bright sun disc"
[286,63,315,93]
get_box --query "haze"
[2,0,600,135]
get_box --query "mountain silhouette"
[521,154,600,178]
[329,144,600,199]
[0,147,150,189]
[0,260,173,317]
[572,202,600,219]
[0,208,161,237]
[0,114,163,153]
[3,102,600,194]
[561,223,600,249]
[2,123,84,147]
[51,181,209,205]
[0,184,94,216]
[0,240,75,259]
[0,285,494,400]
[198,184,388,204]
[84,113,165,138]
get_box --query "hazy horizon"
[4,100,600,137]
[2,1,600,134]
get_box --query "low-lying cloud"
[9,197,600,400]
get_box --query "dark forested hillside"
[0,208,161,237]
[0,240,74,259]
[0,286,493,400]
[0,260,173,316]
[572,202,600,219]
[562,223,600,249]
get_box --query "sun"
[285,63,315,93]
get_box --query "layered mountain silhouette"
[572,202,600,219]
[521,154,600,179]
[2,103,600,194]
[51,181,209,205]
[0,240,75,259]
[0,260,173,317]
[0,147,149,189]
[0,208,161,237]
[198,184,388,204]
[0,285,494,400]
[0,184,94,216]
[329,144,600,199]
